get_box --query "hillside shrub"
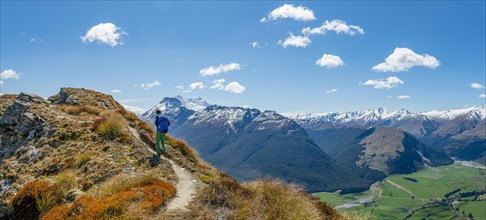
[42,176,176,220]
[75,153,91,168]
[166,135,198,164]
[10,180,62,219]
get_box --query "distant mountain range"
[284,106,486,165]
[137,96,482,192]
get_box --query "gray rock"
[0,93,51,163]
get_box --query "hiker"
[155,109,170,157]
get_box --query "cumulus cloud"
[279,34,311,48]
[81,23,126,47]
[480,94,486,99]
[1,69,21,80]
[316,54,345,68]
[210,79,226,90]
[252,42,260,48]
[372,47,440,72]
[111,89,122,93]
[189,82,205,90]
[326,89,338,94]
[135,81,161,90]
[397,95,411,99]
[260,4,316,22]
[471,83,485,89]
[200,63,241,77]
[363,76,404,89]
[302,20,364,36]
[224,82,246,94]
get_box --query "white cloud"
[279,34,311,48]
[29,37,44,43]
[261,4,316,22]
[200,63,241,77]
[471,83,485,89]
[1,69,21,80]
[302,20,364,36]
[175,86,185,90]
[1,69,21,84]
[210,79,226,90]
[363,76,404,89]
[224,82,246,94]
[252,42,260,48]
[81,23,126,47]
[397,95,411,99]
[111,89,122,93]
[135,81,161,90]
[316,54,345,68]
[189,82,205,90]
[480,94,486,99]
[326,89,338,94]
[372,48,440,72]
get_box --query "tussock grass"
[54,170,77,197]
[75,153,91,168]
[189,178,342,220]
[93,110,129,141]
[11,180,62,218]
[57,105,102,115]
[166,135,198,164]
[42,176,176,220]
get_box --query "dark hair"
[156,110,162,114]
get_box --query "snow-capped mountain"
[283,105,486,127]
[285,106,486,165]
[122,104,145,115]
[149,95,210,112]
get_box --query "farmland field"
[314,164,486,219]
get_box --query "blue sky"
[1,1,485,113]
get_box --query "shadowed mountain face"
[306,126,453,183]
[142,97,369,192]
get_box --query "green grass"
[457,200,486,220]
[380,181,410,198]
[316,164,486,219]
[371,197,424,219]
[313,191,370,207]
[387,164,485,199]
[411,206,460,220]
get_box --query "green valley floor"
[314,164,486,219]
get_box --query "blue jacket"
[155,115,171,133]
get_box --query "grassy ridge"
[314,164,486,219]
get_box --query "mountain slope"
[143,98,369,193]
[306,126,452,183]
[208,111,367,192]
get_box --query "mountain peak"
[160,96,210,111]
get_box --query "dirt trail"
[128,126,197,211]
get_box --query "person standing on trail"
[155,109,170,157]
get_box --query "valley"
[314,164,486,219]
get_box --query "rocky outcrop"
[48,87,124,110]
[0,93,52,163]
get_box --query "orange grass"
[42,177,176,220]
